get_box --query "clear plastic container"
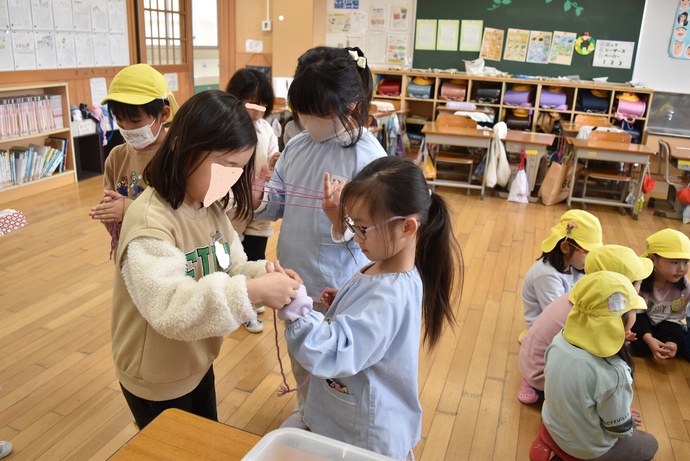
[242,428,396,461]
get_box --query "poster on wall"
[503,28,529,62]
[460,20,483,52]
[480,27,504,61]
[669,0,690,59]
[389,5,408,31]
[415,19,436,50]
[526,30,552,64]
[327,13,351,33]
[334,0,359,9]
[593,40,635,68]
[369,5,386,30]
[366,31,387,63]
[436,20,459,52]
[549,31,576,65]
[387,34,408,63]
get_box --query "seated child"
[543,271,658,461]
[630,228,690,361]
[517,244,652,404]
[521,209,602,327]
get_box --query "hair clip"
[565,221,578,238]
[348,49,367,68]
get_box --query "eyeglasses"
[565,240,587,254]
[343,215,407,240]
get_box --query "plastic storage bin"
[242,428,395,460]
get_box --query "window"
[139,0,190,65]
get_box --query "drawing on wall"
[327,13,351,33]
[460,20,483,51]
[436,20,459,51]
[669,0,690,59]
[387,34,408,63]
[503,28,529,62]
[549,30,576,65]
[415,19,437,50]
[526,30,552,64]
[334,0,360,9]
[593,40,635,68]
[574,32,595,55]
[369,5,386,30]
[389,5,408,31]
[480,27,504,61]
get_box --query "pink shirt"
[518,293,572,390]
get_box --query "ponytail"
[417,191,463,349]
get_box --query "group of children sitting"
[518,208,689,460]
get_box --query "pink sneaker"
[517,378,539,404]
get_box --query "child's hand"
[269,152,281,171]
[320,287,338,306]
[644,335,674,360]
[274,259,303,285]
[631,408,643,427]
[89,190,125,223]
[252,165,270,210]
[322,172,346,232]
[624,329,637,343]
[246,261,299,309]
[663,341,678,359]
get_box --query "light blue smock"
[254,130,386,298]
[285,266,423,459]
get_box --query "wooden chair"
[432,114,479,190]
[574,114,611,128]
[579,131,633,207]
[650,138,687,219]
[435,113,477,128]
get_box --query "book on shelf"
[0,94,59,140]
[0,135,68,189]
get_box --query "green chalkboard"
[413,0,646,83]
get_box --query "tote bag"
[538,154,582,206]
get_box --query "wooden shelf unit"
[0,82,77,205]
[371,69,654,138]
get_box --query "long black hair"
[143,90,257,219]
[340,156,463,349]
[288,46,373,147]
[225,68,275,116]
[539,237,584,273]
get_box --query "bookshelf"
[0,83,77,206]
[371,69,654,141]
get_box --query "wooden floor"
[1,175,689,460]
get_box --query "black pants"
[242,235,268,261]
[120,366,217,430]
[630,314,685,358]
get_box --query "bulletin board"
[324,0,417,68]
[413,0,646,82]
[0,0,130,73]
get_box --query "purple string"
[273,309,311,397]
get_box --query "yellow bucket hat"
[564,271,647,357]
[540,210,603,253]
[616,92,640,102]
[102,63,179,121]
[585,244,654,282]
[641,228,690,259]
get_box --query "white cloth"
[485,122,511,188]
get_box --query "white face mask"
[119,117,162,150]
[300,115,346,142]
[203,163,244,208]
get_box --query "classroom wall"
[235,1,274,71]
[634,0,690,93]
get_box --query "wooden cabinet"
[371,69,653,140]
[0,83,77,206]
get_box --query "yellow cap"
[565,271,647,357]
[513,84,532,91]
[513,109,529,117]
[545,86,564,93]
[615,92,640,102]
[412,77,434,85]
[641,228,690,260]
[591,89,609,98]
[585,244,654,282]
[541,210,603,253]
[102,64,179,120]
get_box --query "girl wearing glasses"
[282,156,463,460]
[110,91,300,429]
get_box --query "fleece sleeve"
[121,237,256,342]
[226,226,268,279]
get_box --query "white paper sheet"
[366,31,387,63]
[7,0,32,30]
[35,32,57,69]
[0,33,14,70]
[75,32,94,67]
[93,33,110,66]
[55,32,76,68]
[108,0,126,33]
[52,0,73,31]
[0,0,10,30]
[72,0,91,32]
[11,31,36,69]
[90,76,107,107]
[593,40,635,69]
[90,0,108,32]
[109,33,128,65]
[30,0,53,30]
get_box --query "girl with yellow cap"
[521,210,603,327]
[630,228,690,361]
